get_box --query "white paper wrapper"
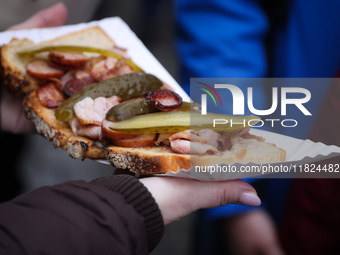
[160,129,340,180]
[0,17,190,102]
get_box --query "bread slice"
[8,27,117,159]
[1,26,116,96]
[105,136,286,175]
[3,26,287,174]
[23,90,105,159]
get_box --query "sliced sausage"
[59,71,75,87]
[112,133,157,147]
[146,90,182,112]
[26,59,64,79]
[48,51,88,67]
[63,76,95,97]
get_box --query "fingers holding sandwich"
[0,85,35,133]
[140,177,261,225]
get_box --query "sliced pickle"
[106,98,157,121]
[109,111,260,134]
[106,100,200,121]
[178,102,200,111]
[17,45,143,72]
[55,73,162,122]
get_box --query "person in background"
[175,0,340,254]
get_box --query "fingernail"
[239,192,261,206]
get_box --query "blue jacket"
[175,0,340,220]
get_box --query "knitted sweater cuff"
[90,175,164,251]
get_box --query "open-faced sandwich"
[1,26,286,175]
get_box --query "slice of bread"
[1,26,116,96]
[105,136,286,175]
[23,86,286,171]
[3,26,287,175]
[8,27,117,159]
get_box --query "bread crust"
[105,138,286,175]
[1,38,38,96]
[105,146,191,175]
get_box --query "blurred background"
[0,0,193,254]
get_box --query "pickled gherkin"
[106,100,200,121]
[178,102,200,111]
[17,45,143,72]
[55,73,163,122]
[106,98,157,121]
[108,111,261,134]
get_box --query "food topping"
[89,57,134,82]
[111,133,157,147]
[69,118,102,140]
[63,76,95,97]
[22,44,262,155]
[146,90,182,112]
[55,73,163,122]
[178,102,200,111]
[109,111,189,134]
[167,129,221,155]
[37,82,66,108]
[73,95,120,126]
[106,98,157,121]
[26,59,64,79]
[48,51,89,68]
[102,119,138,140]
[170,139,219,155]
[108,111,260,134]
[105,91,192,122]
[18,45,143,72]
[155,133,173,146]
[217,133,232,151]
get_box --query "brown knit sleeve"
[90,175,164,251]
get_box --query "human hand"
[140,177,261,225]
[224,209,285,255]
[7,2,67,31]
[1,2,67,133]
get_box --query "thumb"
[7,2,68,31]
[191,179,261,209]
[140,177,261,225]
